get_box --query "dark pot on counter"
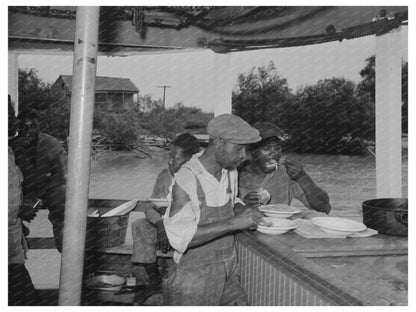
[362,198,408,236]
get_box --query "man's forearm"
[297,174,331,214]
[188,219,238,248]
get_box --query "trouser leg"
[164,263,227,306]
[220,256,248,306]
[44,185,66,253]
[131,218,157,263]
[144,262,161,285]
[8,264,37,306]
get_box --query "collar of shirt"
[175,155,235,207]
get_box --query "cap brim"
[223,136,262,145]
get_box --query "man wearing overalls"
[162,114,265,305]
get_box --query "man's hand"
[155,220,173,253]
[243,191,261,207]
[19,197,42,222]
[230,207,264,231]
[284,158,306,180]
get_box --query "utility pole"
[157,85,172,108]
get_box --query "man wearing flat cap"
[239,121,331,214]
[162,114,264,305]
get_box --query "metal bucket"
[362,198,408,236]
[86,208,130,250]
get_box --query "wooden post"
[58,6,100,306]
[213,53,232,116]
[375,28,402,198]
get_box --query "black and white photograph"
[7,4,410,307]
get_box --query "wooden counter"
[235,230,407,306]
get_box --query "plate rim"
[258,218,298,230]
[259,205,301,214]
[311,217,367,232]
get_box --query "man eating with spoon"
[238,122,331,214]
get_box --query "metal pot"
[362,198,408,236]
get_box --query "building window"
[95,93,107,104]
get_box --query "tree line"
[233,57,408,154]
[16,55,407,155]
[16,69,213,149]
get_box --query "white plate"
[311,217,367,236]
[149,198,169,208]
[259,204,301,219]
[257,217,298,235]
[86,274,126,291]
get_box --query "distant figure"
[10,110,67,252]
[8,98,37,305]
[239,121,331,213]
[131,133,200,303]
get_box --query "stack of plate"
[257,217,298,235]
[259,204,301,219]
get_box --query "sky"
[17,26,408,113]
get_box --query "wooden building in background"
[53,75,139,112]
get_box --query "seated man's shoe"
[133,282,162,305]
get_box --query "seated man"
[239,122,331,214]
[131,133,200,300]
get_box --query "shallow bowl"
[257,217,298,235]
[259,204,301,219]
[86,274,126,291]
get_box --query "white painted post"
[58,6,100,306]
[213,53,232,116]
[8,51,19,113]
[375,28,402,198]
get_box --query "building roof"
[57,75,139,92]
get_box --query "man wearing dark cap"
[162,114,264,305]
[239,122,331,213]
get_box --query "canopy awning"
[9,6,407,54]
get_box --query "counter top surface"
[237,226,408,306]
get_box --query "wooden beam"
[375,27,402,198]
[213,52,232,116]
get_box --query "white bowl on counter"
[85,274,126,291]
[311,217,367,236]
[259,204,301,219]
[149,198,169,208]
[257,217,298,235]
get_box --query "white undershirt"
[163,154,242,263]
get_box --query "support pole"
[213,53,232,116]
[58,6,100,306]
[375,28,402,198]
[8,51,19,113]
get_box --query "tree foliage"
[232,64,375,154]
[17,70,213,149]
[232,62,293,125]
[18,69,69,142]
[141,105,213,140]
[287,78,374,154]
[358,55,408,133]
